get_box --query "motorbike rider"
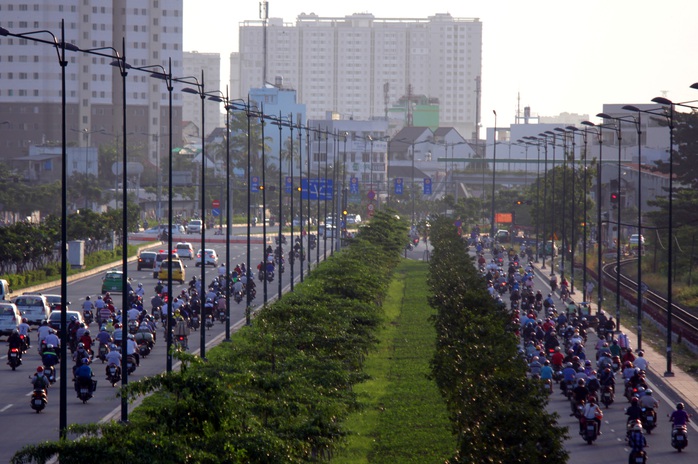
[82,296,95,320]
[31,366,51,392]
[154,280,164,295]
[627,421,647,463]
[174,316,190,348]
[7,329,23,362]
[104,343,121,377]
[74,358,94,394]
[599,367,616,393]
[97,304,113,325]
[135,282,145,299]
[126,334,140,366]
[626,396,643,426]
[581,396,603,435]
[639,389,658,410]
[670,402,690,431]
[633,350,649,371]
[44,328,60,351]
[571,379,590,416]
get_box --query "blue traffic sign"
[251,176,260,192]
[394,177,403,195]
[423,177,432,195]
[301,178,333,200]
[211,208,221,217]
[350,177,359,194]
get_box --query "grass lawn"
[333,259,454,463]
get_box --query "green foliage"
[427,217,568,463]
[12,213,408,464]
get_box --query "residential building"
[0,0,184,169]
[235,12,482,139]
[183,51,221,133]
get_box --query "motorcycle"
[75,377,96,403]
[138,342,151,358]
[233,291,244,304]
[19,334,29,353]
[218,309,226,324]
[174,334,188,351]
[600,385,615,408]
[83,309,94,325]
[97,343,109,363]
[189,314,200,331]
[7,347,22,370]
[152,306,162,321]
[641,408,657,434]
[126,354,137,374]
[629,450,647,463]
[205,315,214,329]
[672,424,689,451]
[581,419,599,444]
[550,279,558,293]
[30,388,48,413]
[106,363,121,387]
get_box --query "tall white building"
[0,0,184,166]
[234,12,482,138]
[183,51,221,134]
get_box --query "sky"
[184,0,698,132]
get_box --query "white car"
[175,242,195,259]
[346,214,362,225]
[0,302,21,336]
[187,219,204,234]
[195,249,219,267]
[13,294,51,326]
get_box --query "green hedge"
[427,217,568,464]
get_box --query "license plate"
[10,353,16,357]
[647,416,653,422]
[677,435,684,441]
[34,399,43,405]
[587,425,595,431]
[80,389,88,394]
[635,459,644,463]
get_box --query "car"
[346,214,362,225]
[0,278,11,301]
[40,294,67,311]
[158,259,186,284]
[175,242,195,259]
[47,310,84,331]
[195,249,218,267]
[137,251,157,270]
[101,270,124,294]
[13,294,51,326]
[187,219,204,234]
[629,234,645,246]
[144,224,186,236]
[0,302,21,336]
[153,250,180,278]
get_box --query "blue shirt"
[75,364,92,379]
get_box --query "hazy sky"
[184,0,698,131]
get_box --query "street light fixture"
[524,135,543,262]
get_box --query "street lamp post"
[567,125,591,300]
[182,72,207,357]
[597,113,626,336]
[538,133,552,270]
[544,131,558,276]
[71,128,104,210]
[581,121,604,317]
[297,122,305,282]
[524,136,542,262]
[621,106,644,350]
[490,110,498,239]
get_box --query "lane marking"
[0,404,13,412]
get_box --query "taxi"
[157,259,186,284]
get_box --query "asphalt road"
[0,233,322,462]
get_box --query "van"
[13,294,51,326]
[0,279,11,301]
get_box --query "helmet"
[47,344,54,350]
[645,389,653,395]
[677,402,685,410]
[631,397,639,404]
[158,280,162,284]
[564,362,573,368]
[78,342,85,349]
[82,358,90,365]
[70,316,77,322]
[105,292,110,297]
[36,366,44,373]
[544,360,550,366]
[632,422,643,432]
[589,396,596,404]
[12,328,18,334]
[97,295,103,300]
[624,361,632,368]
[128,334,135,340]
[577,379,585,385]
[585,360,592,366]
[110,344,117,350]
[554,346,560,352]
[84,330,90,336]
[138,283,143,288]
[637,350,644,356]
[21,318,27,323]
[86,296,91,300]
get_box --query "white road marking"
[0,404,13,412]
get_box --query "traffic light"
[342,210,348,216]
[259,185,264,191]
[514,200,523,206]
[610,192,618,203]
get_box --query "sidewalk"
[530,259,698,413]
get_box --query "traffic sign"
[211,208,221,217]
[212,199,220,208]
[367,203,375,211]
[367,190,376,201]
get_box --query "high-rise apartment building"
[183,51,221,134]
[235,12,482,138]
[0,0,184,166]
